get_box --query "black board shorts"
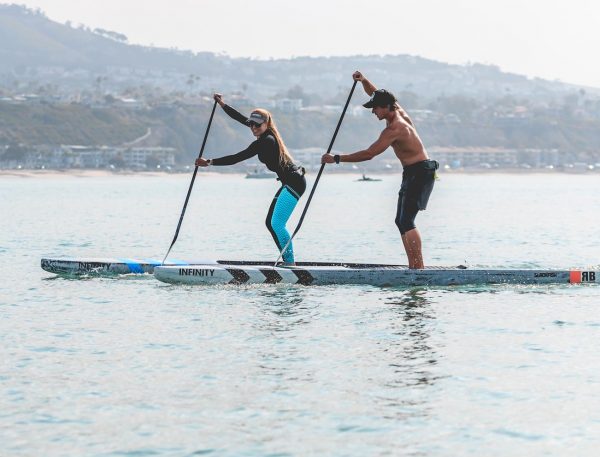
[396,160,438,234]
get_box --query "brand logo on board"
[534,272,557,278]
[179,268,215,277]
[582,271,596,282]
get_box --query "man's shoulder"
[383,118,411,138]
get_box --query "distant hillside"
[2,4,600,160]
[2,101,600,161]
[0,4,597,101]
[0,4,229,71]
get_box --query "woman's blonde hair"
[252,108,294,167]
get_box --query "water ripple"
[2,174,600,456]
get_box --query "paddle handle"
[162,100,218,264]
[274,80,357,265]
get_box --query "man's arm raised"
[353,71,377,96]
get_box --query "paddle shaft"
[274,80,358,265]
[162,100,218,264]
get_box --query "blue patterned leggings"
[266,185,301,263]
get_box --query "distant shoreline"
[0,169,167,179]
[1,168,598,179]
[0,169,214,179]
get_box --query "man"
[322,71,438,269]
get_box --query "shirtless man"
[322,71,438,269]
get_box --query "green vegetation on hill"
[0,103,148,145]
[2,100,600,162]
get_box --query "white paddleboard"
[153,262,599,287]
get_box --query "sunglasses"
[248,121,264,128]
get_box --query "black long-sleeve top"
[211,104,301,185]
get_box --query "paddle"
[274,80,358,265]
[162,100,218,264]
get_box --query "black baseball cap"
[363,89,397,108]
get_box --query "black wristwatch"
[334,154,341,164]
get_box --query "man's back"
[386,109,429,167]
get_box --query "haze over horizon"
[5,0,600,89]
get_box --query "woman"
[196,93,306,266]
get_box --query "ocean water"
[1,172,599,456]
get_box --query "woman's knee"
[268,214,286,233]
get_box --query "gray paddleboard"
[153,263,599,287]
[40,257,203,275]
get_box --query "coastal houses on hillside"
[1,143,598,173]
[0,145,176,170]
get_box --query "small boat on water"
[356,174,382,182]
[245,169,276,179]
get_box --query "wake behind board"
[154,263,599,287]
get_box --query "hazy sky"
[10,0,600,88]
